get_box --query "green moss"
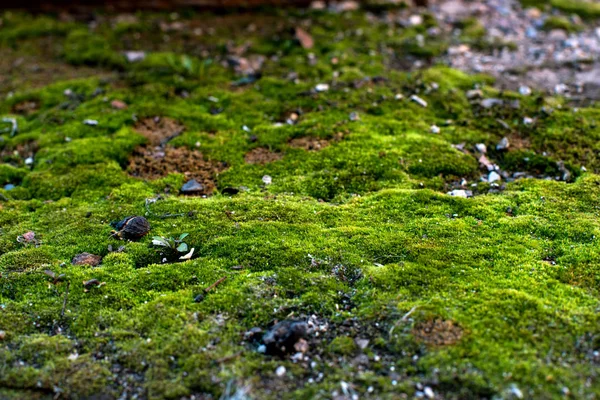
[63,30,125,68]
[522,0,600,18]
[0,247,56,272]
[1,9,600,400]
[542,15,582,32]
[0,164,28,185]
[328,336,357,355]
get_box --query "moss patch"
[1,8,600,400]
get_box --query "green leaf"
[179,233,189,241]
[177,243,188,253]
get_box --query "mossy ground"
[1,7,600,400]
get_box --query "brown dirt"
[244,147,283,164]
[0,141,39,164]
[412,319,464,346]
[506,134,531,151]
[128,145,225,194]
[12,100,40,115]
[72,252,102,266]
[288,136,331,151]
[134,117,185,146]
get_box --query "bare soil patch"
[12,100,40,115]
[0,141,39,165]
[128,146,225,195]
[134,117,185,146]
[244,147,283,164]
[288,136,331,151]
[412,319,464,346]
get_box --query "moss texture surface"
[1,7,600,400]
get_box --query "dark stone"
[262,320,309,355]
[112,216,151,240]
[193,294,205,303]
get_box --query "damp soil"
[133,117,185,146]
[244,147,284,164]
[412,319,464,347]
[128,145,225,194]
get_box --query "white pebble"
[410,95,427,107]
[315,83,329,92]
[488,171,501,182]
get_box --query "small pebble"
[180,179,205,195]
[424,387,434,399]
[554,83,568,95]
[523,117,533,125]
[83,119,98,126]
[24,157,34,165]
[510,385,524,399]
[447,189,471,198]
[430,125,440,134]
[262,175,272,185]
[349,111,360,121]
[518,85,531,96]
[475,143,487,153]
[481,98,503,108]
[410,95,427,108]
[125,51,146,63]
[111,100,128,110]
[275,365,286,377]
[496,137,510,151]
[409,14,423,26]
[489,171,501,182]
[315,83,329,92]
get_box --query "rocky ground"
[1,1,600,399]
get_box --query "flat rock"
[180,179,205,195]
[72,252,102,266]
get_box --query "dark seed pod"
[112,216,150,240]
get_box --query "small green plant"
[151,233,192,261]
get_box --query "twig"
[388,305,418,336]
[400,305,418,321]
[1,117,18,137]
[205,276,227,293]
[215,351,242,364]
[157,213,185,219]
[0,192,8,201]
[61,281,71,318]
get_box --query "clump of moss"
[542,15,582,32]
[1,8,600,400]
[328,335,357,355]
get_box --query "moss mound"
[1,8,600,400]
